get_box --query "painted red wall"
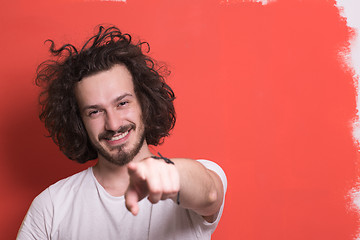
[0,0,358,239]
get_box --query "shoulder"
[48,168,91,193]
[30,168,90,205]
[17,168,93,239]
[42,168,94,210]
[31,168,92,212]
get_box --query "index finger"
[125,184,140,216]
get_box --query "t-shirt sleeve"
[193,159,227,235]
[17,188,53,240]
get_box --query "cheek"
[133,104,144,122]
[83,119,102,139]
[124,106,143,122]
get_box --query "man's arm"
[124,157,225,222]
[172,158,224,222]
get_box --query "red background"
[1,0,359,239]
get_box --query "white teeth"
[110,131,129,141]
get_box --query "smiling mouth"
[108,130,130,141]
[99,124,135,143]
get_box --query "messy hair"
[36,25,176,163]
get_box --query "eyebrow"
[112,93,133,105]
[81,93,133,112]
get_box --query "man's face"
[75,64,146,166]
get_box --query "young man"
[17,25,227,240]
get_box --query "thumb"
[127,162,145,181]
[127,162,137,175]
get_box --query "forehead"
[75,64,135,106]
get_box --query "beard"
[92,123,146,166]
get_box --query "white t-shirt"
[17,160,227,240]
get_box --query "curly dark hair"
[36,25,176,163]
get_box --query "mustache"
[98,124,135,140]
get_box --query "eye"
[118,101,129,107]
[88,110,100,117]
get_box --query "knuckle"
[162,186,172,194]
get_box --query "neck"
[92,140,152,197]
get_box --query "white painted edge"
[85,0,126,2]
[220,0,276,5]
[100,0,126,2]
[252,0,276,5]
[336,0,360,239]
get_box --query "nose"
[104,110,121,132]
